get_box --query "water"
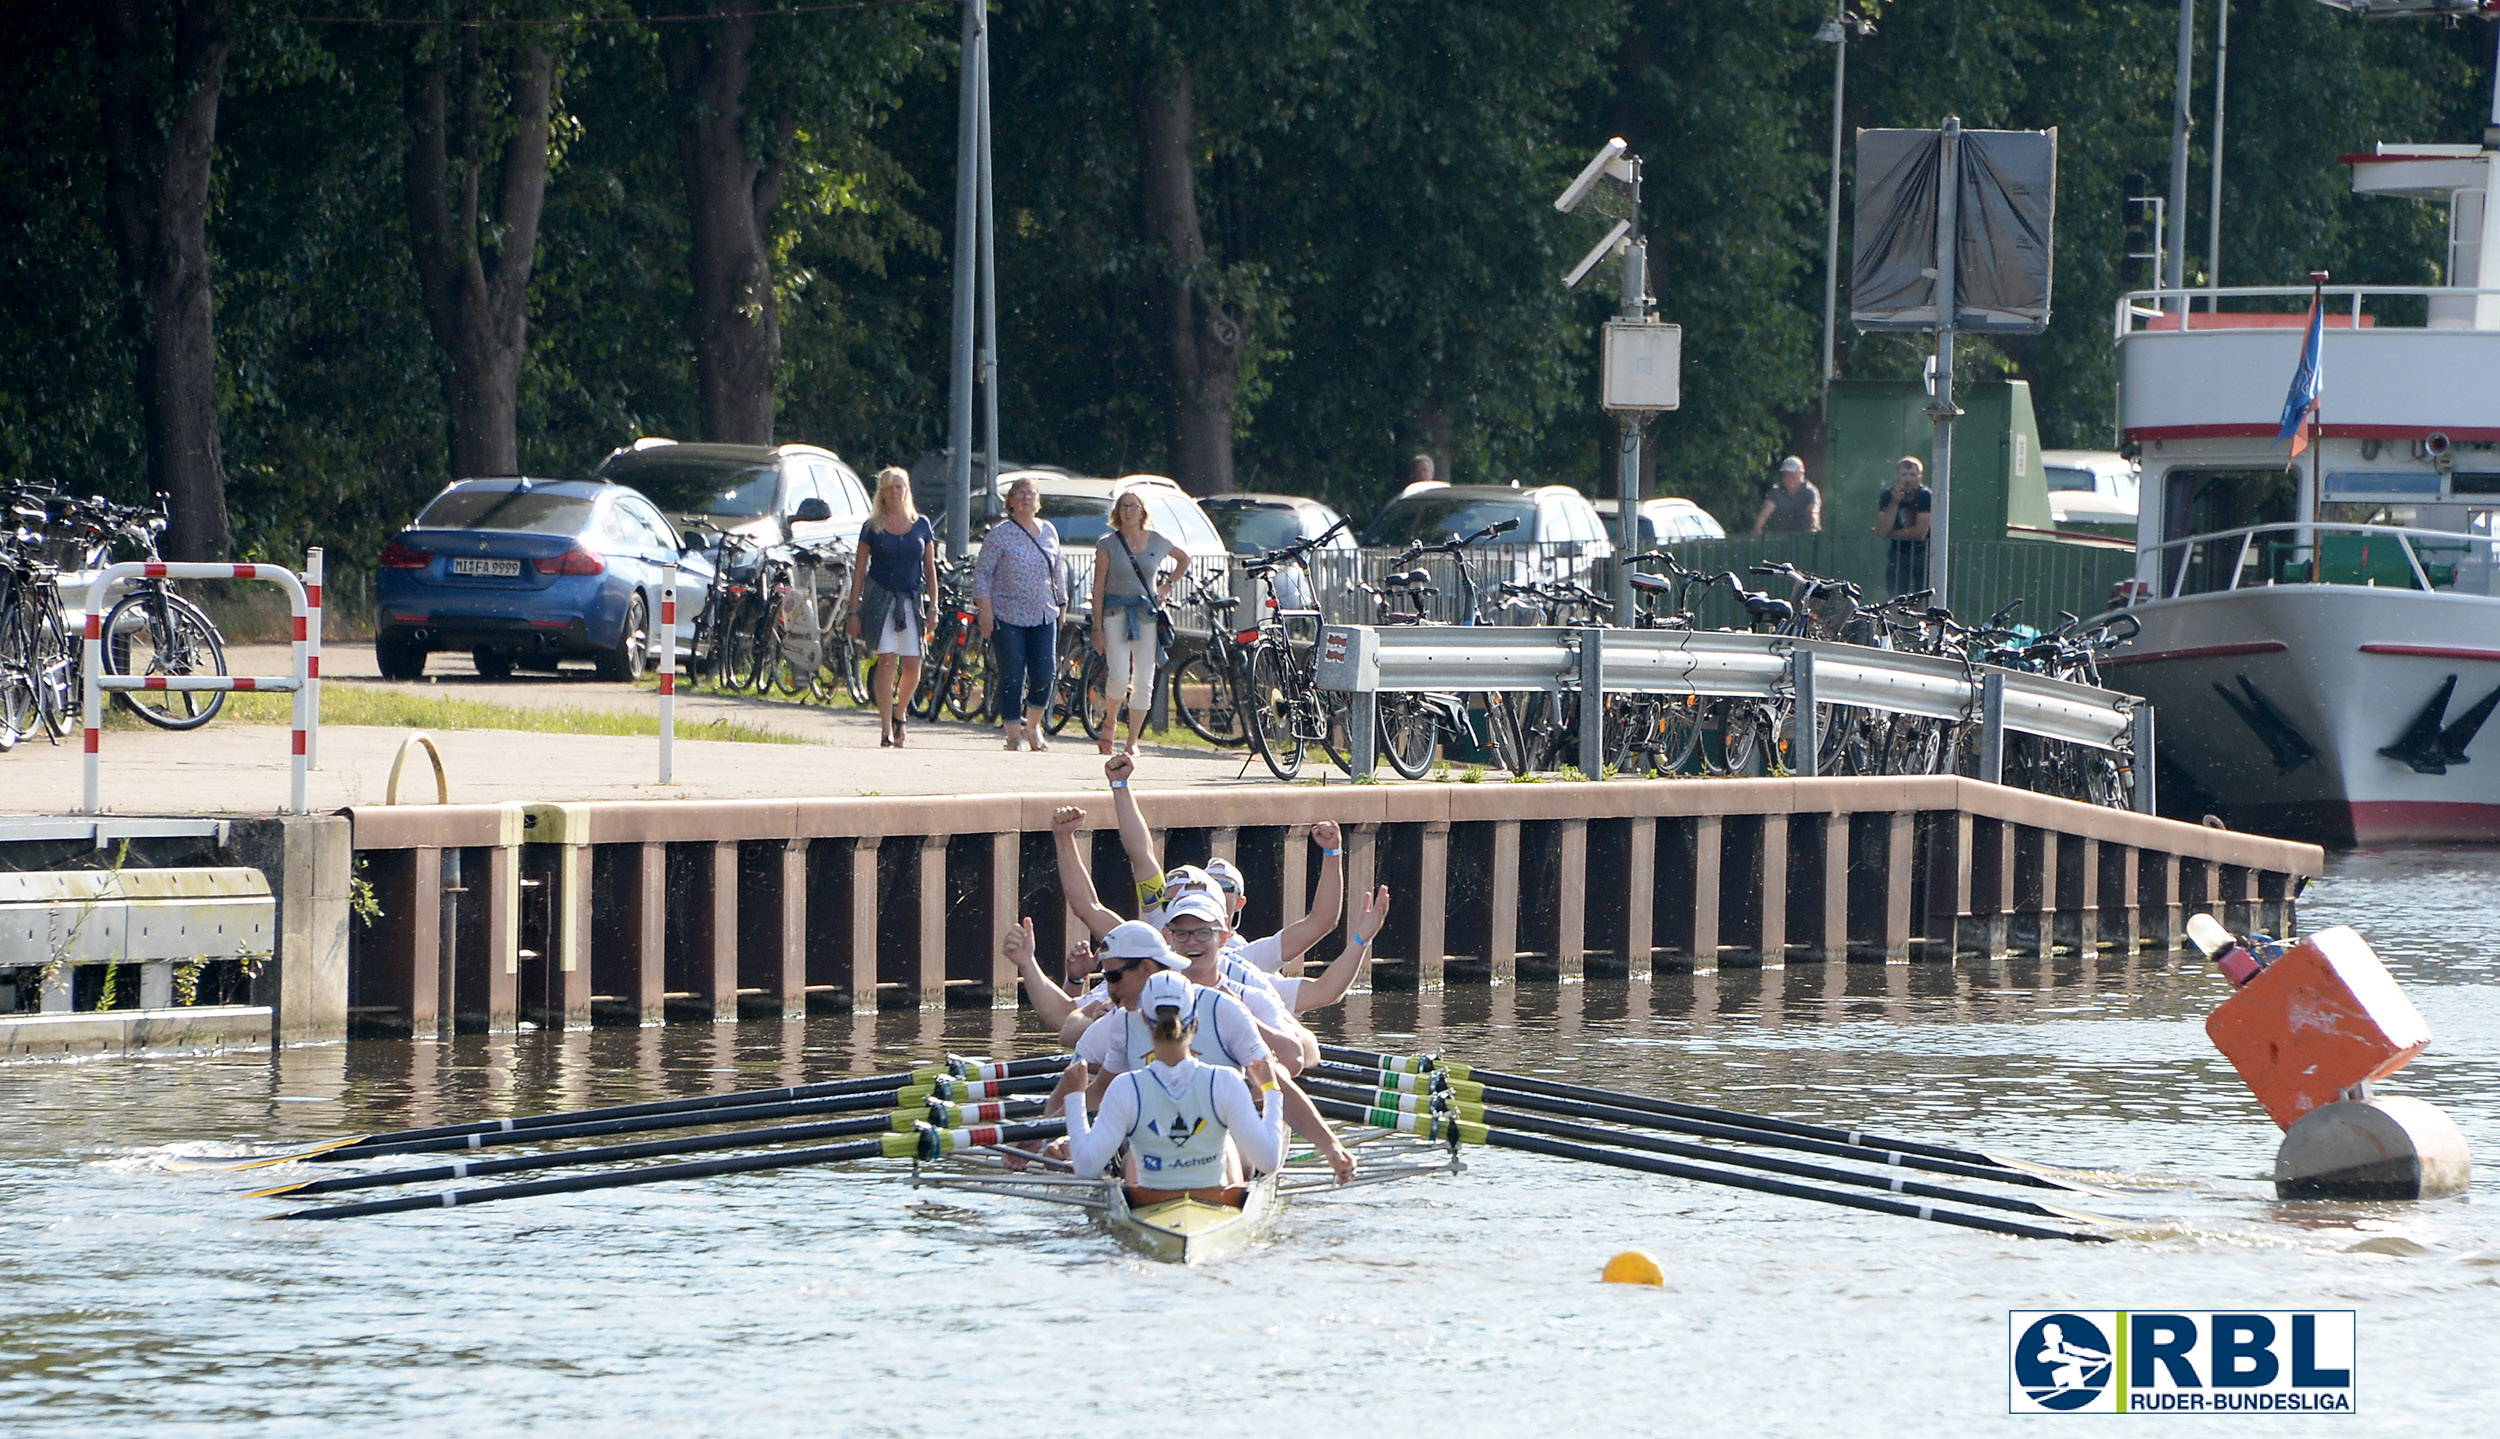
[3,851,2494,1436]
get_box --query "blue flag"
[2275,299,2323,456]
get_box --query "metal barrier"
[0,867,275,1013]
[1317,623,2140,788]
[81,559,316,815]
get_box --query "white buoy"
[2275,1096,2470,1201]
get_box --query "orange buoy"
[2205,925,2431,1130]
[1601,1250,1665,1286]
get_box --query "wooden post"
[1624,815,1655,981]
[408,847,443,1035]
[1817,812,1848,963]
[1553,817,1588,980]
[849,836,882,1009]
[773,839,809,1019]
[557,842,593,1028]
[1756,813,1788,967]
[1882,811,1915,963]
[918,834,950,1008]
[630,842,667,1026]
[1416,820,1450,989]
[989,831,1023,1006]
[1488,819,1521,982]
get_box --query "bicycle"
[1240,518,1355,780]
[911,558,990,722]
[1166,576,1251,747]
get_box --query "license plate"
[450,557,521,577]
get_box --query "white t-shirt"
[1076,982,1271,1075]
[1232,932,1285,973]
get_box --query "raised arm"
[1106,752,1162,883]
[1267,821,1345,970]
[1051,804,1122,941]
[1292,884,1390,1014]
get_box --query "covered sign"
[1851,126,2058,334]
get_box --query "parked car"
[1200,492,1355,610]
[957,469,1230,565]
[1359,482,1613,582]
[591,438,872,557]
[374,477,709,681]
[1590,495,1726,548]
[2042,449,2140,539]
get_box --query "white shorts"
[875,608,922,658]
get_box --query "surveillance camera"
[1555,137,1630,214]
[1562,219,1632,289]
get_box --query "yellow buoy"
[1601,1250,1665,1286]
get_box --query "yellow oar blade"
[242,1179,311,1198]
[226,1136,368,1170]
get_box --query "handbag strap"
[1112,531,1162,610]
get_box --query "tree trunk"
[404,38,555,478]
[95,0,231,560]
[1136,62,1244,496]
[661,11,783,446]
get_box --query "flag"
[2275,297,2324,458]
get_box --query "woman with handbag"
[1090,488,1179,755]
[973,475,1065,751]
[845,467,938,747]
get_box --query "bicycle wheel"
[1315,676,1355,777]
[1655,695,1704,775]
[1485,692,1532,776]
[1244,644,1304,780]
[943,630,990,719]
[32,605,75,739]
[1169,652,1248,747]
[719,597,761,692]
[0,606,32,751]
[1045,630,1085,734]
[1704,698,1763,776]
[104,591,227,730]
[1378,693,1440,779]
[1076,647,1111,740]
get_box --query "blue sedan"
[374,478,709,681]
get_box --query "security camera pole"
[943,0,1000,560]
[1556,139,1679,623]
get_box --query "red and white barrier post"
[304,546,323,770]
[659,565,677,783]
[81,561,311,815]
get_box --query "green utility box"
[1825,378,2053,542]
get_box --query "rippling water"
[3,851,2494,1436]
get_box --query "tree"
[403,25,557,478]
[94,0,232,559]
[658,3,784,444]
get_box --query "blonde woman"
[1090,489,1178,755]
[845,467,938,746]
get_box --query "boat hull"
[1098,1169,1280,1265]
[2106,585,2500,846]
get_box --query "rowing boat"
[909,1114,1463,1264]
[1101,1170,1279,1265]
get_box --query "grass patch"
[124,687,804,744]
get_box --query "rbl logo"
[2009,1311,2356,1414]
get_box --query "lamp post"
[1815,4,1874,420]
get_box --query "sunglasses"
[1099,960,1145,981]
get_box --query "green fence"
[1659,532,2137,631]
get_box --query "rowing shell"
[1101,1170,1280,1266]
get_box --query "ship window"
[2158,468,2297,596]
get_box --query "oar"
[244,1087,946,1168]
[1301,1095,2106,1244]
[1318,1046,2040,1174]
[1305,1081,2113,1224]
[1299,1069,2072,1191]
[246,1102,976,1200]
[238,1056,1076,1169]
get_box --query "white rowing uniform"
[1224,930,1285,973]
[1075,980,1270,1076]
[1213,953,1307,1033]
[1062,1055,1285,1182]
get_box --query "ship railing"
[2115,284,2500,336]
[2143,521,2500,601]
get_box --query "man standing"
[1872,455,1934,597]
[1750,456,1821,536]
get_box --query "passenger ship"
[2107,141,2500,846]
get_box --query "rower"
[1057,970,1286,1202]
[1159,889,1315,1069]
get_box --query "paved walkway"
[2,643,1290,815]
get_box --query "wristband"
[1354,935,1373,949]
[1109,780,1129,790]
[1321,847,1341,857]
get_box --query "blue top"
[861,516,933,594]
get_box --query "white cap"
[1202,857,1245,895]
[1138,970,1195,1024]
[1779,455,1805,474]
[1163,864,1213,895]
[1102,920,1184,969]
[1162,890,1228,927]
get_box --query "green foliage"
[0,0,2489,559]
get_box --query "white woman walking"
[1090,488,1179,755]
[845,466,938,747]
[973,475,1065,751]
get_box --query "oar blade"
[226,1135,369,1170]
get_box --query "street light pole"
[944,0,983,559]
[2166,0,2195,305]
[1613,155,1647,624]
[1817,0,1854,420]
[2207,0,2230,303]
